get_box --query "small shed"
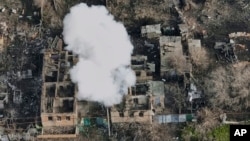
[141,24,161,38]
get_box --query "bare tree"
[166,54,188,74]
[165,83,186,113]
[204,63,250,112]
[189,47,209,71]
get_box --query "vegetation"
[180,124,230,141]
[189,47,210,72]
[208,124,230,141]
[203,64,250,112]
[180,125,200,141]
[78,125,110,141]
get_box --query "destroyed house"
[148,81,165,114]
[234,44,250,61]
[141,24,161,39]
[110,81,165,124]
[39,38,78,139]
[131,55,155,82]
[228,33,250,61]
[111,82,152,123]
[214,41,238,62]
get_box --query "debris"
[11,9,17,14]
[187,83,202,102]
[26,16,32,20]
[1,8,6,12]
[214,41,238,63]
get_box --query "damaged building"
[160,36,191,77]
[160,36,182,77]
[141,24,161,39]
[110,81,165,124]
[38,38,79,139]
[0,76,8,118]
[214,41,238,62]
[148,81,165,114]
[214,39,249,62]
[131,55,155,82]
[228,32,250,61]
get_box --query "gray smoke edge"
[62,3,136,106]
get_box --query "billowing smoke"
[62,3,136,106]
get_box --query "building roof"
[160,36,182,56]
[214,42,226,49]
[188,39,201,56]
[141,24,161,38]
[131,55,155,81]
[159,36,182,47]
[148,81,164,96]
[160,36,183,72]
[131,55,147,62]
[125,95,149,110]
[141,24,161,35]
[188,39,201,49]
[147,63,155,72]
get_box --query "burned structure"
[228,32,250,62]
[110,81,165,124]
[39,38,78,139]
[141,23,204,115]
[214,32,250,62]
[131,55,155,82]
[148,81,165,114]
[214,41,238,62]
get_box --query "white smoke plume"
[63,3,136,106]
